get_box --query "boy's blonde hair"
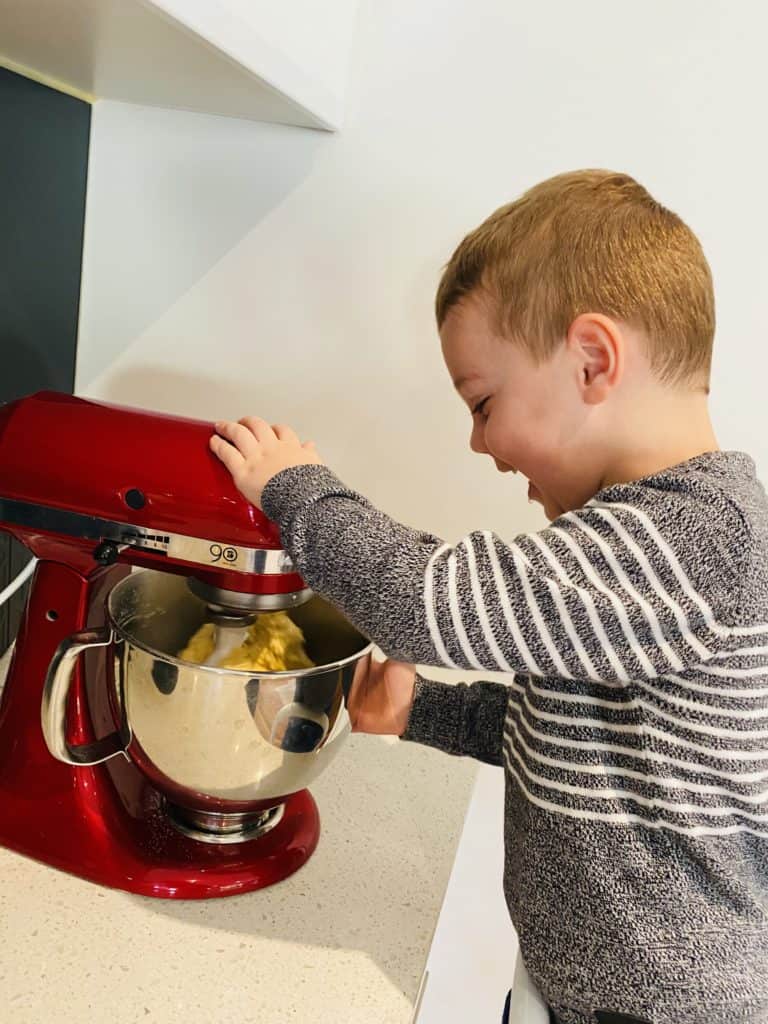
[436,170,714,389]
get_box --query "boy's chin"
[529,493,556,520]
[536,494,567,521]
[549,503,571,521]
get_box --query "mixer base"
[0,763,321,898]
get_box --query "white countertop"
[0,646,475,1024]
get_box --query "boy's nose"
[470,424,489,455]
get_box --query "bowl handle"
[41,627,129,766]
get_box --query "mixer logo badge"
[209,543,239,565]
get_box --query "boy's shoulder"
[535,451,765,627]
[585,450,761,541]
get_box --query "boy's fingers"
[271,423,300,445]
[346,667,364,723]
[209,434,246,473]
[237,416,275,445]
[215,420,260,455]
[346,659,375,732]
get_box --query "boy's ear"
[566,313,623,405]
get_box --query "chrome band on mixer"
[0,495,296,574]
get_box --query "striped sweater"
[261,450,768,1024]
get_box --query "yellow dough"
[178,612,314,672]
[178,622,217,664]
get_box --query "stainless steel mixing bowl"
[42,569,373,838]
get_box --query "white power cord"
[0,557,37,609]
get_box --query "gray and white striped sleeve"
[261,465,745,685]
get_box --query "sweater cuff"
[400,675,465,749]
[261,464,351,527]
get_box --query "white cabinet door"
[414,764,519,1024]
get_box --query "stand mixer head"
[0,392,372,898]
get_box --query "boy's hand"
[347,657,417,736]
[210,417,324,509]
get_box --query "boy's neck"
[598,390,720,490]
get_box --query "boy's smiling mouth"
[492,459,542,502]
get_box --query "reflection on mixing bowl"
[101,570,373,808]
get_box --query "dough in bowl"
[179,611,314,672]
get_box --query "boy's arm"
[401,675,510,767]
[262,465,747,683]
[347,658,509,765]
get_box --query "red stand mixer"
[0,391,370,898]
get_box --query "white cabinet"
[415,764,519,1023]
[0,0,357,129]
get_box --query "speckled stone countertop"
[0,646,475,1024]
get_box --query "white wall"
[216,0,360,107]
[77,0,768,548]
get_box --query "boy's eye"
[472,397,490,418]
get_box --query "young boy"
[211,170,768,1024]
